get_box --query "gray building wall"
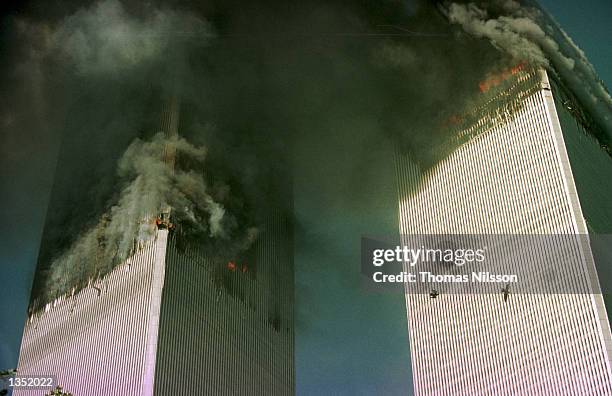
[552,83,612,234]
[154,214,295,395]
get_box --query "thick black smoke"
[7,0,608,309]
[42,133,258,304]
[442,0,612,152]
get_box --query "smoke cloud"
[4,0,609,390]
[443,0,612,150]
[13,0,610,315]
[16,0,211,76]
[42,132,257,304]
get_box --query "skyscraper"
[396,68,612,394]
[15,98,295,395]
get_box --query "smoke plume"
[4,0,609,389]
[15,0,211,76]
[43,132,257,304]
[13,0,610,313]
[443,0,612,150]
[52,0,210,76]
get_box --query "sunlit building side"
[396,68,612,394]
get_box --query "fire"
[227,260,249,273]
[479,61,527,93]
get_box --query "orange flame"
[479,61,527,93]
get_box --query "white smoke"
[43,132,257,302]
[444,0,612,141]
[56,0,210,75]
[16,0,211,76]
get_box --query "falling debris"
[501,284,510,303]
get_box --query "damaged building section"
[29,130,251,311]
[441,0,612,156]
[401,62,543,180]
[448,64,542,147]
[16,94,295,395]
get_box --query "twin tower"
[15,67,612,395]
[15,96,295,395]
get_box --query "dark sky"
[0,1,611,395]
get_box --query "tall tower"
[396,68,612,394]
[14,97,295,395]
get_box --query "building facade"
[15,99,294,395]
[396,69,612,394]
